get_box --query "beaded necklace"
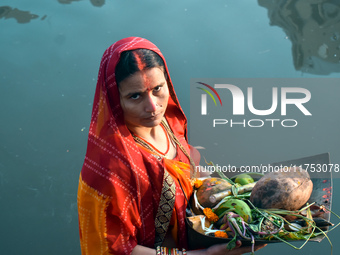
[132,119,196,178]
[132,123,170,157]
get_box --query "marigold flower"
[203,208,219,223]
[214,231,229,238]
[194,179,203,189]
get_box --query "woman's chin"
[126,114,164,129]
[143,118,163,127]
[142,113,165,127]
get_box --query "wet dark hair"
[115,49,167,86]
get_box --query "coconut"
[249,167,313,211]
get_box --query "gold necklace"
[132,119,197,178]
[132,123,170,156]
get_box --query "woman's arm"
[131,241,267,255]
[131,245,156,255]
[202,241,267,255]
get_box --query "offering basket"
[186,153,332,249]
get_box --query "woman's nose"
[145,94,158,112]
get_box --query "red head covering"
[79,37,193,254]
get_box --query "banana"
[214,198,253,223]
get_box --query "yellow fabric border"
[78,176,112,255]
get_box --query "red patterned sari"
[77,37,196,254]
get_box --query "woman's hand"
[131,241,267,255]
[192,240,267,255]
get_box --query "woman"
[77,37,266,254]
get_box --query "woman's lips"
[145,112,162,120]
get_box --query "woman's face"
[118,67,170,129]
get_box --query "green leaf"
[247,223,261,233]
[231,185,239,197]
[204,159,235,185]
[226,235,237,250]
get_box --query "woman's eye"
[130,93,140,100]
[154,86,161,92]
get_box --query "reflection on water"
[259,0,340,75]
[58,0,81,4]
[0,6,39,23]
[0,0,105,25]
[90,0,105,7]
[57,0,105,7]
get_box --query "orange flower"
[203,208,219,223]
[215,231,228,238]
[193,179,203,189]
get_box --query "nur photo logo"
[195,81,312,128]
[196,82,223,115]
